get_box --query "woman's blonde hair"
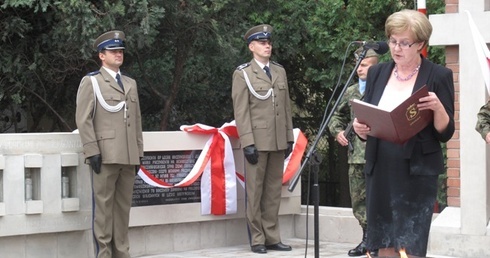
[385,9,432,44]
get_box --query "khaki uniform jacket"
[232,60,294,151]
[76,68,143,165]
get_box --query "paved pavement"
[138,238,457,258]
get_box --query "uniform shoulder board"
[86,70,100,76]
[236,62,251,70]
[271,61,283,68]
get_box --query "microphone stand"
[288,48,370,258]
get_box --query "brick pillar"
[444,0,461,207]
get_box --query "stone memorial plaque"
[132,150,202,207]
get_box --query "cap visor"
[104,46,125,50]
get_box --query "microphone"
[352,41,389,55]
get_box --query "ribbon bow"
[137,121,307,216]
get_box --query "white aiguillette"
[350,85,433,144]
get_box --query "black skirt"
[365,139,438,257]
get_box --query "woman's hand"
[418,92,444,112]
[353,118,370,140]
[418,91,450,133]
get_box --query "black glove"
[135,157,142,176]
[89,154,102,174]
[285,141,294,158]
[243,145,258,165]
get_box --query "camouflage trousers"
[348,163,367,229]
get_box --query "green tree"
[1,0,445,133]
[0,0,164,131]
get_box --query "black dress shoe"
[348,241,367,256]
[251,244,267,254]
[265,242,292,251]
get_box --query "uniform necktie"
[264,66,272,80]
[116,73,124,92]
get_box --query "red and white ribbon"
[137,121,238,215]
[137,121,307,216]
[181,121,239,215]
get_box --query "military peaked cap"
[94,30,126,52]
[244,24,273,45]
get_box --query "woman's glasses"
[387,38,418,49]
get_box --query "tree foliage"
[1,0,165,131]
[1,0,446,133]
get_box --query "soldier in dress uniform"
[328,47,379,257]
[475,100,490,143]
[231,24,294,254]
[76,30,143,258]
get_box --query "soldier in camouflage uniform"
[328,47,378,257]
[475,100,490,143]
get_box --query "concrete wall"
[0,132,301,257]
